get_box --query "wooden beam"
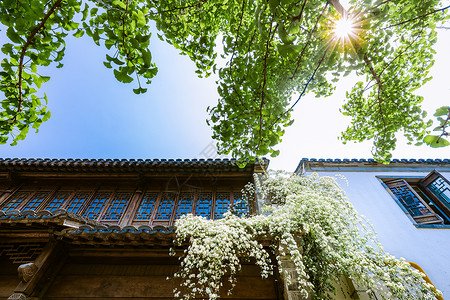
[13,239,65,297]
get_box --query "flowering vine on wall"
[172,172,440,300]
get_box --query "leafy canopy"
[0,0,449,159]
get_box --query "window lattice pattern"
[45,192,70,212]
[102,192,131,221]
[1,191,31,211]
[0,243,45,264]
[134,192,158,221]
[66,192,91,214]
[83,192,110,219]
[22,191,51,211]
[155,192,176,221]
[388,182,431,217]
[196,192,212,219]
[233,192,248,217]
[175,192,194,219]
[429,177,450,210]
[214,192,230,219]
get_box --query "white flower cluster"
[172,172,441,300]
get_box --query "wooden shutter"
[386,179,443,224]
[419,170,450,219]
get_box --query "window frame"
[419,170,450,219]
[0,183,251,227]
[378,170,450,228]
[383,179,443,225]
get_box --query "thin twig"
[271,44,331,129]
[229,0,246,76]
[383,5,450,29]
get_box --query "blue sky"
[0,9,449,171]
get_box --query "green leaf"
[73,29,85,38]
[270,149,280,157]
[277,44,302,59]
[434,106,450,117]
[105,39,115,50]
[112,0,127,9]
[133,87,147,94]
[142,49,151,66]
[42,111,51,122]
[423,135,450,148]
[136,10,146,27]
[6,27,23,44]
[114,69,133,83]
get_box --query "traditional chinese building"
[0,158,287,300]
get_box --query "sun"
[333,16,356,39]
[325,12,365,54]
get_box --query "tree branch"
[436,108,450,143]
[229,0,246,76]
[13,0,62,123]
[383,5,450,29]
[327,0,346,16]
[257,20,277,150]
[290,3,328,79]
[272,45,331,129]
[363,53,388,142]
[292,0,308,23]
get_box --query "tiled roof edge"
[295,158,450,173]
[0,208,103,227]
[0,158,269,173]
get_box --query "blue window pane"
[1,191,31,211]
[196,192,212,219]
[22,191,50,211]
[155,192,176,221]
[66,192,91,214]
[135,192,158,221]
[387,181,431,216]
[83,192,110,219]
[233,192,248,217]
[102,192,131,221]
[214,192,230,219]
[175,192,194,219]
[429,177,450,210]
[45,192,70,212]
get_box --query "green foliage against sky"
[0,0,449,160]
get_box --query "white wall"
[306,170,450,299]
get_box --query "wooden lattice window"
[66,192,91,214]
[0,191,32,211]
[154,192,176,221]
[233,192,248,217]
[419,170,450,223]
[45,191,71,212]
[134,192,158,221]
[83,192,110,219]
[22,191,51,211]
[386,179,443,225]
[175,192,194,219]
[102,192,131,221]
[196,192,213,219]
[214,192,230,219]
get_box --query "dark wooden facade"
[0,158,280,300]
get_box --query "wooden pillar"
[8,239,65,300]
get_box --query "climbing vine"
[174,172,440,300]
